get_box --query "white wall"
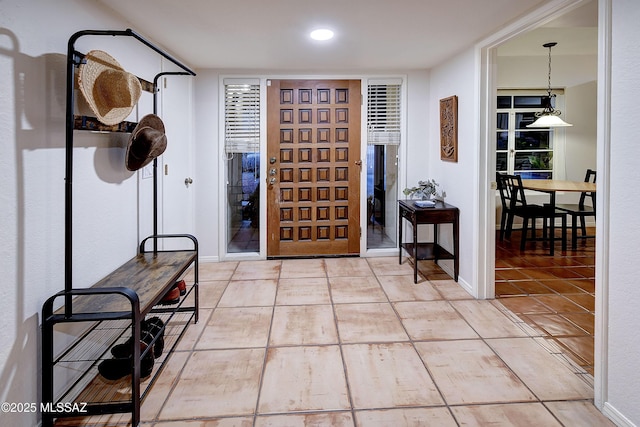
[193,70,221,260]
[498,54,597,88]
[606,0,640,423]
[426,48,479,294]
[565,80,597,182]
[0,1,190,425]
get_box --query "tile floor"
[495,228,596,376]
[58,253,612,426]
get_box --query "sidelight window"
[366,79,402,249]
[224,79,261,253]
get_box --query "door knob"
[184,177,193,186]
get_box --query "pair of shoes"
[111,317,165,359]
[158,279,187,305]
[98,331,155,381]
[159,284,181,305]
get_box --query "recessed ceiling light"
[310,29,334,41]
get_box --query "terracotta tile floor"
[495,228,596,376]
[59,254,612,427]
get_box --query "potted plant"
[403,179,444,200]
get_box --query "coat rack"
[63,29,196,317]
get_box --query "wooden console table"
[398,200,459,283]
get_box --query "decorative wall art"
[439,95,458,162]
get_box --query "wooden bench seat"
[51,251,196,318]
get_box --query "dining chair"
[555,169,596,250]
[496,172,567,252]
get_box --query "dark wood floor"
[495,228,595,375]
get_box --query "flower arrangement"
[403,179,440,200]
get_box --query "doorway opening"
[483,0,600,391]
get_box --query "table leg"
[561,213,567,252]
[549,192,556,256]
[433,224,439,263]
[453,216,459,281]
[398,209,403,265]
[413,219,418,283]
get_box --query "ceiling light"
[527,42,573,128]
[310,29,334,41]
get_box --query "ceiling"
[498,0,597,57]
[94,0,595,71]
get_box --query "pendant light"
[527,42,573,128]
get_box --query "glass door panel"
[226,152,260,253]
[366,144,398,249]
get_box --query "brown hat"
[125,114,167,171]
[78,50,142,126]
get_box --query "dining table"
[520,179,596,255]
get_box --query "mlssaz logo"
[41,402,88,413]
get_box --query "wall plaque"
[440,95,458,162]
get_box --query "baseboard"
[199,255,220,263]
[363,248,400,258]
[602,402,637,427]
[436,261,472,296]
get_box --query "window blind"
[367,82,401,145]
[224,81,260,153]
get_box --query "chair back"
[579,169,596,209]
[496,172,527,210]
[496,172,510,210]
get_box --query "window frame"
[496,90,566,180]
[365,79,403,251]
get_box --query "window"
[225,81,260,154]
[366,79,402,249]
[224,79,260,253]
[496,92,562,179]
[368,83,401,144]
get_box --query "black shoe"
[99,340,155,381]
[145,317,165,358]
[112,318,165,359]
[111,327,155,358]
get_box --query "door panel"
[267,80,361,256]
[158,75,194,249]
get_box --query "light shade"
[527,113,573,128]
[527,42,573,128]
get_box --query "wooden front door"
[266,80,361,257]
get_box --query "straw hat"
[125,114,167,171]
[78,50,142,125]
